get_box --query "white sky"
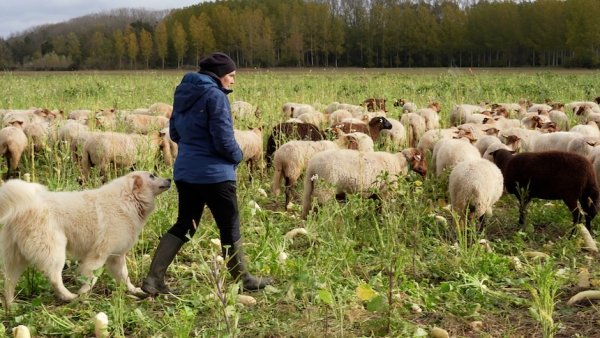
[0,0,206,39]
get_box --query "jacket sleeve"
[169,114,180,144]
[207,91,243,164]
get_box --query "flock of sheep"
[2,95,600,235]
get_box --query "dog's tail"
[0,179,47,225]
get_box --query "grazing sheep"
[490,149,600,232]
[475,133,501,157]
[379,117,407,149]
[570,121,600,138]
[0,123,28,179]
[433,138,481,176]
[394,99,417,113]
[500,128,540,152]
[272,133,353,207]
[416,127,459,153]
[363,98,387,112]
[449,158,504,228]
[301,148,428,219]
[330,116,393,142]
[297,111,326,125]
[124,114,169,135]
[566,136,600,157]
[231,101,260,120]
[23,122,55,153]
[533,131,584,152]
[336,103,366,115]
[329,109,353,124]
[234,127,263,173]
[159,127,178,166]
[457,120,497,140]
[67,109,93,120]
[282,102,304,116]
[400,113,426,147]
[482,135,521,162]
[549,110,570,131]
[344,132,375,152]
[149,102,173,118]
[58,121,89,145]
[416,102,442,130]
[265,122,325,168]
[491,98,532,113]
[449,103,487,126]
[340,117,366,125]
[80,131,162,179]
[2,109,49,127]
[292,105,316,118]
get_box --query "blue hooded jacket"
[170,72,242,184]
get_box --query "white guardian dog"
[0,171,171,304]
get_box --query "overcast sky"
[0,0,206,39]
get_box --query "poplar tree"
[113,29,125,69]
[173,20,188,68]
[139,28,153,69]
[155,21,168,69]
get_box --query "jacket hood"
[173,72,230,113]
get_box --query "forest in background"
[0,0,599,70]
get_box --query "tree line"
[1,0,599,70]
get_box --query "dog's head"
[127,171,171,196]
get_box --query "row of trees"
[1,0,600,70]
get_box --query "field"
[1,68,600,337]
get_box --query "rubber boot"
[223,239,274,291]
[141,233,185,295]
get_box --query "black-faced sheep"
[265,122,326,168]
[301,148,428,219]
[490,149,600,232]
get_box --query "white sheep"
[416,102,441,130]
[449,103,487,126]
[570,121,600,137]
[58,120,89,146]
[499,128,540,152]
[532,131,584,152]
[297,111,326,126]
[301,148,428,219]
[400,113,426,147]
[67,109,93,120]
[80,131,162,178]
[416,127,460,153]
[566,136,600,157]
[433,138,481,176]
[475,134,501,157]
[149,102,173,118]
[124,115,169,135]
[449,158,504,228]
[549,110,570,131]
[231,101,259,120]
[329,109,353,124]
[0,123,29,178]
[234,127,263,173]
[282,102,303,116]
[159,127,178,166]
[379,117,407,149]
[482,135,521,162]
[292,105,316,118]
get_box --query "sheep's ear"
[482,117,490,124]
[488,150,498,156]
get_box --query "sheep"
[344,132,375,152]
[400,113,426,147]
[297,111,326,126]
[265,122,325,168]
[282,102,304,116]
[491,98,532,113]
[433,138,481,176]
[159,127,178,166]
[570,121,600,138]
[532,131,583,152]
[416,102,441,130]
[67,109,93,120]
[329,109,353,124]
[492,116,521,130]
[449,158,504,228]
[416,127,459,153]
[482,135,521,162]
[330,116,393,142]
[2,108,48,127]
[457,120,497,140]
[549,110,570,131]
[566,136,600,157]
[234,127,263,173]
[565,100,600,114]
[449,103,487,126]
[301,148,428,219]
[80,131,162,179]
[527,103,552,112]
[58,121,89,146]
[357,111,386,123]
[499,128,540,152]
[0,123,28,179]
[23,122,54,153]
[149,102,173,118]
[394,99,417,113]
[521,115,549,130]
[231,101,260,121]
[272,132,354,207]
[379,117,407,149]
[124,114,169,134]
[475,132,501,157]
[340,117,366,125]
[490,149,600,232]
[363,98,387,112]
[131,108,151,115]
[336,103,366,115]
[292,105,316,118]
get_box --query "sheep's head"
[485,128,500,137]
[539,122,559,133]
[370,116,393,130]
[481,110,493,117]
[551,103,564,111]
[494,108,508,118]
[428,102,441,112]
[402,148,428,178]
[488,148,516,169]
[490,103,500,111]
[505,135,521,150]
[538,109,549,116]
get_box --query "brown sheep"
[490,149,600,232]
[330,116,393,142]
[363,98,387,112]
[265,122,326,168]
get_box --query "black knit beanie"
[199,52,237,78]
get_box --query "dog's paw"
[78,284,91,295]
[58,292,78,302]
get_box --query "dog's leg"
[76,256,107,295]
[106,254,143,295]
[1,248,28,305]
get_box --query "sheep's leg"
[518,198,531,229]
[580,195,599,233]
[565,199,584,235]
[284,177,292,208]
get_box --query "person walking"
[141,52,273,295]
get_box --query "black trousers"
[167,180,241,245]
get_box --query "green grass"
[0,68,600,337]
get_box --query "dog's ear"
[132,174,144,192]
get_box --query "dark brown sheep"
[490,149,600,232]
[265,122,325,168]
[329,116,393,142]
